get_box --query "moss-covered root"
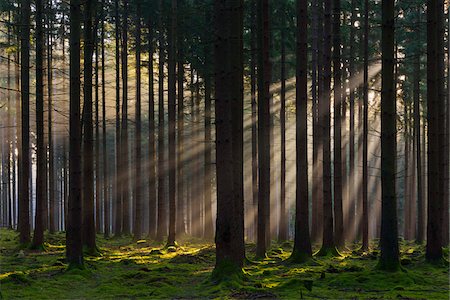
[211,259,244,283]
[315,246,342,257]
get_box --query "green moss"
[0,229,448,299]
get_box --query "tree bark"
[156,0,167,241]
[213,0,245,278]
[167,0,177,246]
[32,0,46,249]
[18,0,31,246]
[333,0,344,250]
[66,0,84,267]
[82,0,97,253]
[256,0,271,258]
[379,0,400,270]
[426,0,444,261]
[134,0,143,240]
[290,0,312,263]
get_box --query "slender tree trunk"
[114,0,122,236]
[148,22,156,238]
[379,0,400,271]
[278,1,287,242]
[333,0,344,250]
[176,8,186,236]
[213,0,245,278]
[361,0,369,250]
[414,42,424,244]
[19,0,31,246]
[290,0,312,263]
[256,0,271,258]
[312,0,324,244]
[48,9,56,234]
[82,0,97,253]
[347,0,356,242]
[95,26,101,234]
[101,1,109,237]
[67,0,84,267]
[121,0,130,235]
[156,0,167,241]
[167,0,177,246]
[203,13,214,239]
[134,0,143,240]
[426,0,444,261]
[404,100,411,240]
[250,0,258,242]
[318,0,336,255]
[32,0,46,249]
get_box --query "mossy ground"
[0,229,448,299]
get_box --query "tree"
[176,0,186,236]
[213,0,245,278]
[361,0,369,251]
[148,19,157,238]
[379,0,400,271]
[47,5,56,234]
[278,0,287,242]
[317,0,337,256]
[156,0,167,241]
[18,0,31,246]
[332,0,343,250]
[256,0,271,258]
[66,0,84,268]
[134,0,143,240]
[203,3,214,240]
[82,0,97,253]
[114,0,122,237]
[426,0,443,262]
[121,0,130,235]
[167,0,177,246]
[32,0,46,249]
[101,0,109,237]
[289,0,312,263]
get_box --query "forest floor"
[0,229,448,299]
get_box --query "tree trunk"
[290,0,312,263]
[114,0,122,236]
[156,0,167,241]
[148,22,156,238]
[379,0,400,270]
[426,0,443,261]
[134,0,143,240]
[250,0,258,242]
[19,0,31,246]
[32,0,46,249]
[101,1,109,237]
[121,0,130,235]
[213,0,245,278]
[82,0,97,253]
[278,0,287,242]
[176,7,186,236]
[256,0,271,258]
[333,0,344,250]
[167,0,177,246]
[318,0,336,255]
[47,8,56,234]
[362,0,369,250]
[95,25,101,234]
[414,39,423,244]
[204,14,214,239]
[67,0,84,267]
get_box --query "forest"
[0,0,449,298]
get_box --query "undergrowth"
[0,229,448,299]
